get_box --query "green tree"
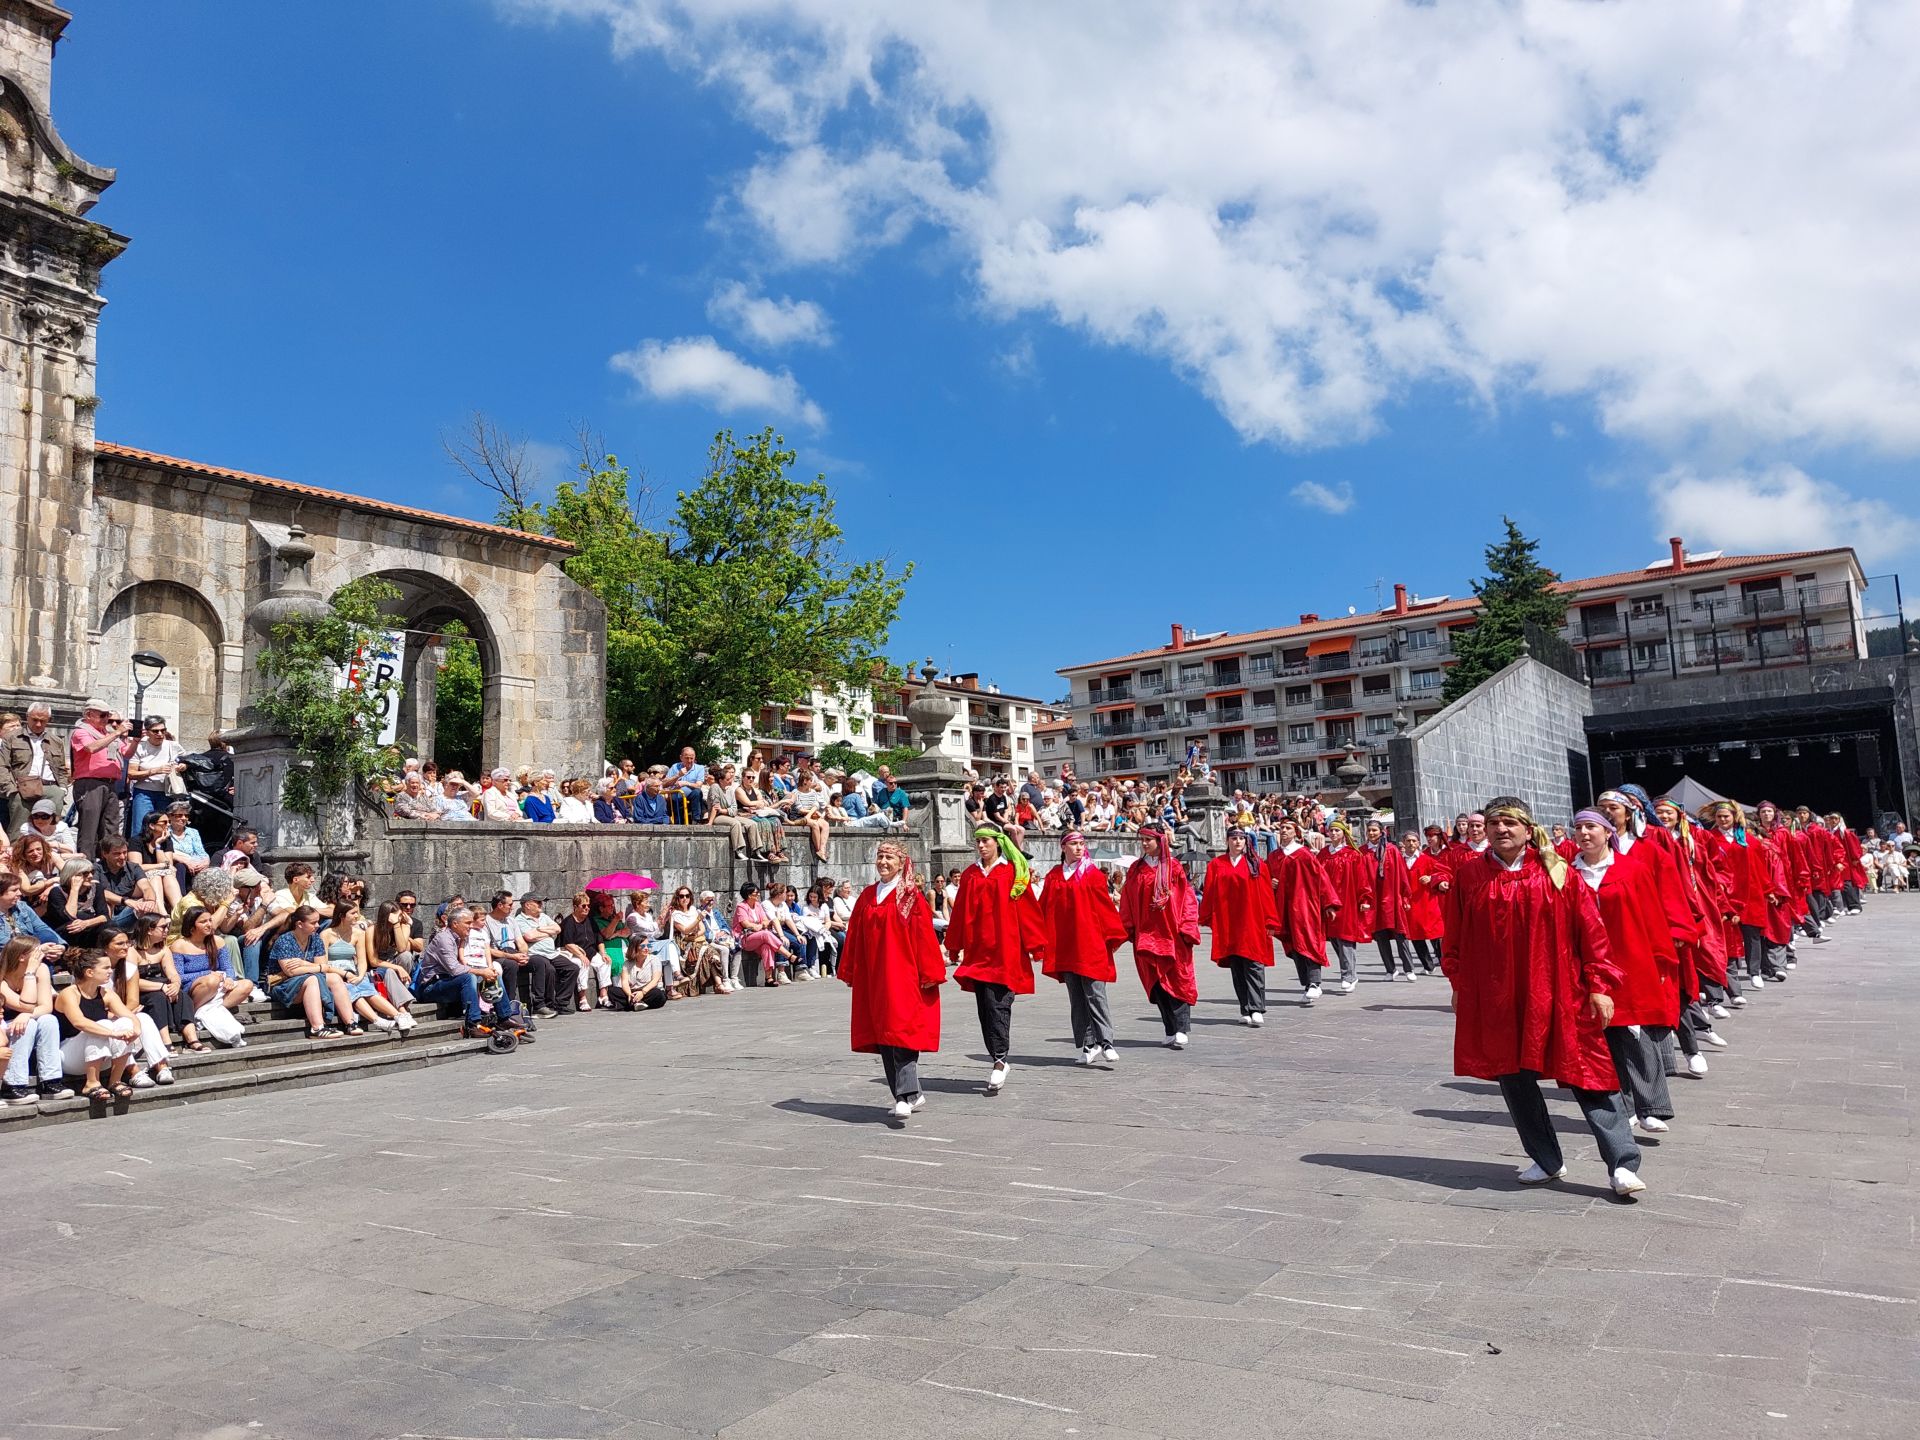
[254,576,406,833]
[1440,517,1569,704]
[872,744,923,773]
[501,426,911,761]
[432,619,484,776]
[814,741,869,774]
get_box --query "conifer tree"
[1440,517,1567,704]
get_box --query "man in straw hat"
[1441,795,1645,1198]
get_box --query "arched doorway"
[342,570,502,775]
[97,581,224,743]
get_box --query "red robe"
[1268,843,1338,966]
[1322,844,1376,944]
[1839,827,1867,889]
[945,860,1046,995]
[1668,823,1731,987]
[1441,849,1621,1091]
[1698,827,1749,964]
[1578,849,1679,1027]
[1407,849,1448,942]
[1368,844,1414,936]
[1807,825,1843,892]
[1118,859,1200,1004]
[1039,861,1126,983]
[1783,828,1814,920]
[1199,854,1279,967]
[1760,831,1794,944]
[839,883,945,1054]
[1553,837,1578,862]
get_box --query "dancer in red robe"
[1442,796,1644,1198]
[1366,819,1418,980]
[945,824,1046,1094]
[1830,813,1867,913]
[1571,810,1678,1133]
[1321,823,1375,993]
[1118,822,1200,1048]
[1199,826,1280,1025]
[1796,805,1840,930]
[1444,811,1489,875]
[1267,816,1339,1006]
[1694,808,1750,1011]
[1040,830,1127,1066]
[1653,796,1735,1074]
[1406,825,1449,972]
[839,839,945,1122]
[1749,808,1796,978]
[1709,801,1786,986]
[1603,786,1705,1081]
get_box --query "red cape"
[1118,858,1200,1005]
[945,861,1046,995]
[1579,848,1679,1027]
[1321,845,1376,943]
[1407,849,1448,942]
[1840,827,1868,888]
[1039,862,1126,983]
[1369,844,1414,935]
[1441,850,1621,1091]
[840,883,945,1054]
[1199,853,1279,967]
[1668,823,1731,986]
[1268,844,1338,966]
[1760,832,1795,943]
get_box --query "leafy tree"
[814,741,869,774]
[254,576,406,833]
[1440,517,1569,704]
[480,426,911,762]
[872,744,923,772]
[432,619,483,776]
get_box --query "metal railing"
[1316,694,1357,713]
[1311,653,1355,674]
[968,709,1011,731]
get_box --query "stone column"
[897,663,976,877]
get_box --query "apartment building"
[745,673,1052,780]
[1058,540,1874,797]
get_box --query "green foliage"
[254,577,406,821]
[872,744,923,773]
[1440,517,1569,705]
[814,741,868,774]
[433,619,484,776]
[510,427,911,761]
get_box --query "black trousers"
[72,777,121,859]
[1374,930,1414,975]
[879,1046,920,1100]
[1840,881,1863,911]
[1497,1072,1640,1175]
[973,982,1014,1063]
[1809,889,1833,924]
[1740,924,1785,979]
[535,952,580,1009]
[1227,957,1267,1015]
[1411,937,1439,972]
[1288,952,1322,987]
[1148,983,1190,1037]
[1606,1025,1675,1121]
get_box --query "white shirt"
[554,795,594,824]
[1573,850,1613,891]
[875,877,900,903]
[1497,851,1527,872]
[975,856,1004,875]
[1059,858,1093,881]
[24,731,53,781]
[1279,841,1303,856]
[1615,830,1637,855]
[131,737,182,792]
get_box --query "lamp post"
[130,650,167,733]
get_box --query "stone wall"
[1388,655,1593,829]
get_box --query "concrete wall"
[1388,656,1593,829]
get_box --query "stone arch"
[97,579,225,743]
[341,567,505,774]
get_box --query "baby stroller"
[178,751,236,849]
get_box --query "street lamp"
[130,650,167,732]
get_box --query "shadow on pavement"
[1298,1151,1617,1200]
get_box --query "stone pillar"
[0,3,126,719]
[1183,780,1227,854]
[897,662,977,876]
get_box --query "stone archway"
[97,580,224,743]
[343,569,504,774]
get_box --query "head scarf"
[974,824,1030,897]
[1617,782,1657,819]
[1226,824,1261,877]
[875,838,919,917]
[1329,820,1356,848]
[1597,789,1646,839]
[1655,796,1696,854]
[1572,807,1615,834]
[1482,797,1568,889]
[1138,821,1178,906]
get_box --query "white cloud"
[707,281,833,348]
[1652,465,1917,567]
[610,335,826,430]
[1290,479,1354,516]
[995,335,1036,378]
[510,0,1920,459]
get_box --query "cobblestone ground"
[3,902,1914,1440]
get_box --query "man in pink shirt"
[69,699,134,859]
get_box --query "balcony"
[968,708,1011,731]
[1209,668,1244,689]
[1212,709,1246,729]
[1358,686,1396,708]
[1397,685,1446,704]
[1311,652,1355,674]
[1251,702,1278,720]
[1254,739,1283,757]
[1278,659,1310,678]
[1215,743,1248,762]
[1135,679,1167,697]
[1103,683,1133,702]
[1585,650,1631,682]
[1316,694,1357,713]
[1578,610,1624,638]
[1281,693,1315,712]
[778,723,813,743]
[1355,648,1397,669]
[970,741,1012,762]
[1091,716,1137,737]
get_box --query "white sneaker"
[1730,995,1748,1008]
[1700,1031,1728,1048]
[1306,984,1323,999]
[1340,980,1356,994]
[370,1016,398,1032]
[986,1062,1008,1092]
[1634,1115,1669,1133]
[1249,1011,1265,1027]
[1171,1032,1189,1049]
[394,1011,417,1032]
[909,1093,926,1112]
[1080,1047,1098,1066]
[129,1070,155,1089]
[1750,975,1766,987]
[890,1099,912,1121]
[1687,1054,1709,1076]
[1517,1161,1567,1185]
[1709,1003,1730,1019]
[1241,1014,1254,1026]
[1611,1167,1647,1197]
[1100,1046,1119,1063]
[1785,960,1797,969]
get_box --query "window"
[1325,719,1355,745]
[1254,726,1279,747]
[1015,707,1027,722]
[1357,638,1391,663]
[1140,668,1163,689]
[1145,739,1168,759]
[1113,747,1137,768]
[1179,662,1203,687]
[1252,689,1274,708]
[1288,723,1314,743]
[1249,653,1274,674]
[1365,714,1395,736]
[1040,736,1056,752]
[1406,627,1437,651]
[1015,737,1028,753]
[1362,675,1391,696]
[1631,641,1665,668]
[1281,647,1308,668]
[1257,765,1282,785]
[1285,685,1311,707]
[1690,585,1726,615]
[1289,761,1318,783]
[1411,668,1443,691]
[1369,753,1392,776]
[1628,595,1665,619]
[1086,680,1103,701]
[1185,697,1207,716]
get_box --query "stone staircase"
[0,995,489,1132]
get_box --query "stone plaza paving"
[3,904,1916,1440]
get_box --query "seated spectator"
[739,769,789,862]
[125,914,187,1046]
[19,798,78,858]
[93,837,163,930]
[664,747,708,824]
[697,890,741,991]
[219,828,261,871]
[592,777,629,824]
[133,812,185,912]
[170,906,254,1048]
[799,882,837,975]
[798,795,835,862]
[588,891,628,1003]
[390,773,441,821]
[513,894,580,1015]
[829,880,854,952]
[631,774,669,825]
[559,891,613,1009]
[412,904,489,1033]
[624,891,670,990]
[2,937,74,1104]
[55,947,174,1100]
[664,885,723,995]
[733,882,792,986]
[164,801,210,883]
[521,772,556,823]
[624,935,670,1009]
[229,866,282,984]
[9,832,62,922]
[267,905,361,1039]
[480,769,526,823]
[366,899,421,1024]
[554,778,595,824]
[435,774,480,822]
[52,858,110,946]
[0,872,62,948]
[323,901,408,1032]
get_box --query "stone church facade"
[0,1,606,779]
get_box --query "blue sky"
[59,3,1918,701]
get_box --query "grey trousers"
[1063,972,1114,1049]
[878,1046,920,1101]
[1497,1072,1641,1175]
[1329,939,1358,985]
[1606,1026,1675,1121]
[1148,983,1190,1037]
[1227,957,1267,1015]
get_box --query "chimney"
[1393,583,1408,615]
[1300,613,1319,624]
[1170,623,1185,651]
[1669,536,1686,570]
[958,673,979,691]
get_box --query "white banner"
[337,631,407,747]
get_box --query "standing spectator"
[68,701,133,858]
[665,746,708,824]
[126,716,186,844]
[5,703,68,836]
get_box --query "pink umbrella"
[586,871,656,892]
